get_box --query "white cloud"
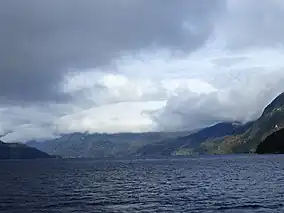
[0,105,60,142]
[55,101,166,134]
[55,45,284,134]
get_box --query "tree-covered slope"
[137,122,253,157]
[198,92,284,154]
[231,92,284,153]
[138,92,284,156]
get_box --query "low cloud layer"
[1,0,284,142]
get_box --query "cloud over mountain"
[1,0,284,142]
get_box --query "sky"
[1,0,284,142]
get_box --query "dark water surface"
[1,155,284,213]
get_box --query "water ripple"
[1,155,284,212]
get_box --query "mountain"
[256,128,284,154]
[27,92,284,158]
[219,92,284,153]
[27,131,191,158]
[137,122,253,157]
[0,140,52,159]
[192,92,284,154]
[138,92,284,156]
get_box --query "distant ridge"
[27,131,192,158]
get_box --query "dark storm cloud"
[0,0,222,103]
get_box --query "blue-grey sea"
[1,155,284,213]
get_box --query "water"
[0,155,284,213]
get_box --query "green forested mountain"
[210,92,284,154]
[138,92,284,156]
[136,122,253,157]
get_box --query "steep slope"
[27,131,191,158]
[137,122,253,157]
[0,140,52,159]
[232,92,284,153]
[138,92,284,156]
[256,128,284,154]
[200,92,284,154]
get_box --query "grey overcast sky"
[0,0,221,102]
[1,0,284,142]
